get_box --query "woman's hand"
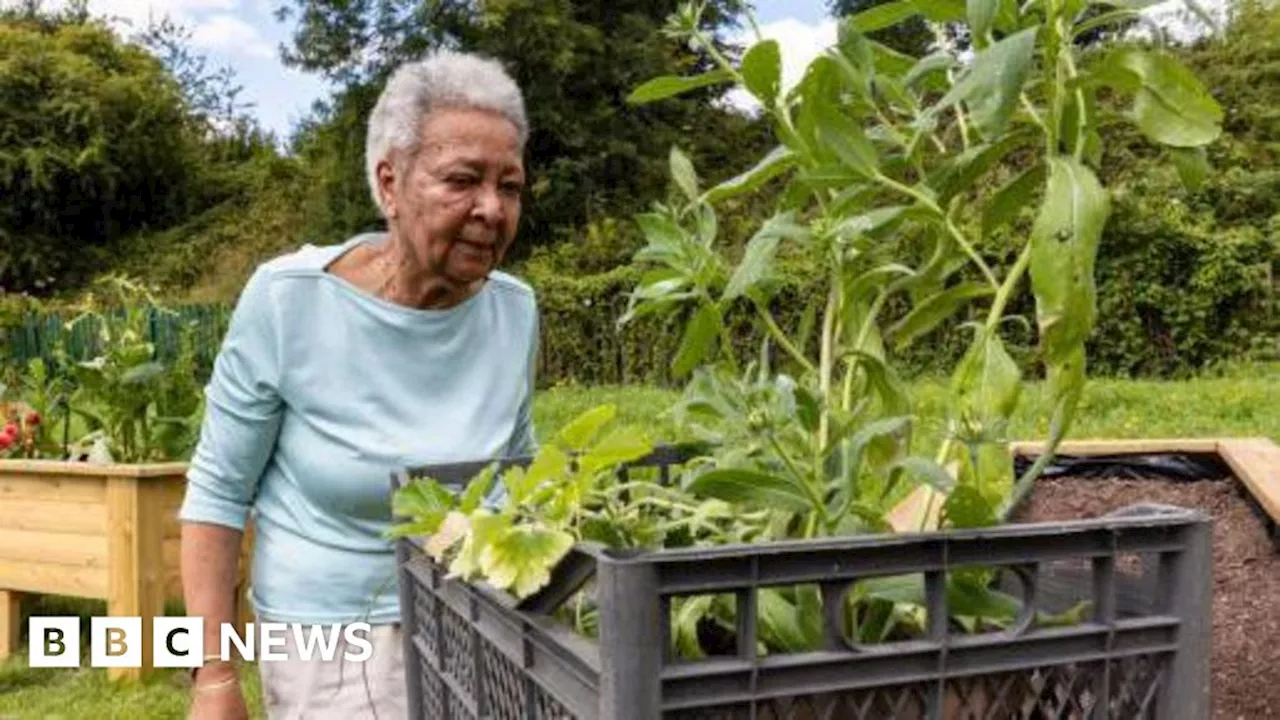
[188,664,249,720]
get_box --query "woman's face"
[379,107,525,286]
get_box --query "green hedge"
[3,212,1274,386]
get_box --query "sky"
[15,0,835,143]
[18,0,1223,142]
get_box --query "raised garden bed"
[0,460,255,682]
[390,438,1280,719]
[1011,439,1280,720]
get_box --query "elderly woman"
[179,50,538,719]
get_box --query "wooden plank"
[0,590,19,662]
[0,460,189,479]
[0,559,107,596]
[106,476,165,682]
[1218,438,1280,525]
[0,473,106,503]
[0,529,107,567]
[0,499,106,535]
[1010,438,1224,456]
[152,481,187,540]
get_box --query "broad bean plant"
[390,0,1221,654]
[623,0,1222,530]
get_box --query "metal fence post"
[596,552,662,720]
[1157,518,1213,719]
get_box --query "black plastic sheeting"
[1014,451,1280,553]
[1012,452,1233,481]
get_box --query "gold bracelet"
[194,676,239,694]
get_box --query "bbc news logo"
[28,617,373,668]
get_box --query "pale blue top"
[178,232,539,625]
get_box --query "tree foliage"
[0,14,197,293]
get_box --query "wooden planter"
[0,460,254,682]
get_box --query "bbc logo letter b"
[91,617,141,668]
[29,617,81,668]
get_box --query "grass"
[2,366,1278,718]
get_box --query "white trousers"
[256,621,407,720]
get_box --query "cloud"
[188,13,273,57]
[721,17,839,114]
[85,0,239,31]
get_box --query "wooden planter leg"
[0,589,21,662]
[107,477,164,683]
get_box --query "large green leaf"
[812,95,879,177]
[914,0,968,22]
[905,53,956,90]
[888,282,995,350]
[1169,146,1211,191]
[968,0,999,44]
[672,303,721,378]
[935,26,1039,141]
[523,444,570,494]
[942,484,998,528]
[392,479,456,529]
[981,164,1044,238]
[556,404,617,451]
[703,146,797,204]
[448,510,510,580]
[627,69,735,104]
[890,457,957,493]
[950,331,1022,428]
[742,39,782,106]
[757,589,815,652]
[844,351,911,417]
[670,146,698,202]
[849,0,919,31]
[929,129,1035,203]
[1029,156,1111,365]
[578,426,654,475]
[686,469,811,513]
[723,212,809,302]
[671,595,715,659]
[1105,49,1223,147]
[480,525,576,599]
[458,463,500,513]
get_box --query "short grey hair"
[365,50,528,216]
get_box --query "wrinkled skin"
[330,106,525,309]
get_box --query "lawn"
[2,366,1277,718]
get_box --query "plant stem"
[1058,25,1089,162]
[985,241,1034,330]
[752,298,816,376]
[766,432,829,527]
[1020,93,1048,133]
[818,270,839,450]
[871,172,999,289]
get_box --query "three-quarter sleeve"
[505,307,540,459]
[179,266,284,531]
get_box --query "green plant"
[55,275,205,462]
[623,0,1223,526]
[391,0,1223,658]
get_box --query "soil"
[1015,476,1280,720]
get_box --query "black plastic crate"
[392,448,1212,719]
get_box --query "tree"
[0,15,200,293]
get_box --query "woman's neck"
[332,233,483,311]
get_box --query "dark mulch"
[1016,476,1280,720]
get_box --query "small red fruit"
[2,423,16,437]
[0,433,12,450]
[25,411,39,427]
